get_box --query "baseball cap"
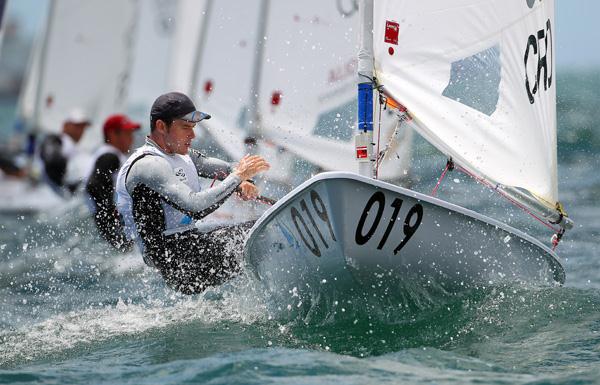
[150,92,211,123]
[103,114,141,137]
[65,108,91,125]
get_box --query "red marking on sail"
[204,80,213,95]
[385,20,399,45]
[388,47,394,55]
[271,91,282,106]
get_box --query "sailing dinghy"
[244,0,572,307]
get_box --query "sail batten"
[373,0,561,219]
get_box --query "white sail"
[127,0,180,122]
[167,0,209,95]
[373,1,558,208]
[182,0,263,159]
[17,0,138,151]
[256,0,411,181]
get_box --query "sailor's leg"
[160,222,255,294]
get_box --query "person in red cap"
[85,114,140,252]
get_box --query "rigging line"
[454,164,562,234]
[375,92,384,179]
[358,73,374,83]
[431,159,453,197]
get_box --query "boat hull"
[243,172,565,310]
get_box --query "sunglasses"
[177,111,211,123]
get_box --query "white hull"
[244,172,564,308]
[0,178,65,214]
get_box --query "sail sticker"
[384,21,399,45]
[442,45,501,116]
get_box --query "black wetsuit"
[39,134,79,193]
[86,151,133,253]
[117,138,251,294]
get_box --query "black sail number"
[355,192,385,245]
[355,191,424,254]
[290,190,336,257]
[291,207,320,257]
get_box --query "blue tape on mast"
[358,83,373,132]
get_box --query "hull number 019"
[290,190,336,257]
[355,191,423,254]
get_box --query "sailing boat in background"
[1,0,181,212]
[244,0,572,310]
[168,0,415,192]
[0,0,139,212]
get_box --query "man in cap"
[116,92,270,294]
[39,108,91,194]
[86,114,141,252]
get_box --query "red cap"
[103,114,141,136]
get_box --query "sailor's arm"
[188,149,232,180]
[126,156,241,220]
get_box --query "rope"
[374,94,384,179]
[431,159,454,197]
[431,159,565,250]
[453,164,562,233]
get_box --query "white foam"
[0,274,270,365]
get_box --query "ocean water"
[1,70,600,384]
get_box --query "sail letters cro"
[524,19,553,104]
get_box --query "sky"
[3,0,600,71]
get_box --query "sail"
[167,0,209,95]
[17,0,138,151]
[373,1,558,208]
[257,0,411,181]
[127,0,180,122]
[181,0,263,160]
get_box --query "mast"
[245,0,270,154]
[0,0,6,53]
[32,0,56,139]
[188,0,213,98]
[356,0,375,178]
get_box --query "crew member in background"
[86,114,140,252]
[116,92,270,294]
[39,108,91,195]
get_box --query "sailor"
[86,114,140,252]
[39,108,91,195]
[116,92,270,294]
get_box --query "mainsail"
[127,0,180,121]
[168,0,263,160]
[257,0,412,181]
[369,0,568,226]
[17,0,138,151]
[168,0,413,184]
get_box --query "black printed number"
[355,192,423,254]
[290,190,336,257]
